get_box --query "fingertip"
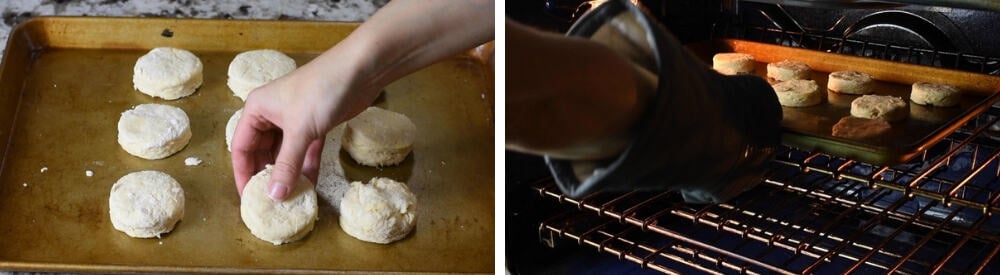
[268,130,311,200]
[268,181,291,201]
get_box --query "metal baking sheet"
[688,39,1000,165]
[0,17,493,273]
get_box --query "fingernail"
[269,183,289,201]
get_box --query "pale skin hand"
[232,0,494,200]
[506,20,646,160]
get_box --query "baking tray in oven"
[688,39,1000,166]
[0,17,494,273]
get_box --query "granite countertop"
[0,0,388,58]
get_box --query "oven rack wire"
[532,100,1000,274]
[533,139,1000,273]
[778,108,1000,215]
[533,108,1000,274]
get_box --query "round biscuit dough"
[133,47,203,100]
[712,53,755,75]
[772,79,822,107]
[118,103,192,160]
[767,60,811,82]
[827,70,874,95]
[109,170,185,238]
[911,82,961,107]
[339,177,417,244]
[225,108,243,152]
[240,165,318,245]
[343,107,417,167]
[850,95,909,122]
[227,49,297,101]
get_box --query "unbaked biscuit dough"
[911,82,961,107]
[343,107,417,167]
[225,108,243,152]
[118,103,192,160]
[851,95,909,122]
[767,60,811,82]
[827,70,875,95]
[339,177,417,244]
[772,79,822,107]
[227,49,297,101]
[240,165,318,245]
[712,53,755,75]
[133,47,203,100]
[109,170,185,238]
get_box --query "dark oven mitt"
[545,0,782,204]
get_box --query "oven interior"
[507,1,1000,274]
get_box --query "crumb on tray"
[185,157,202,166]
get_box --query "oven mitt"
[545,0,782,204]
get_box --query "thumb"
[268,132,311,201]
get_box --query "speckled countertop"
[0,0,388,58]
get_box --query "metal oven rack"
[534,132,1000,273]
[531,25,1000,274]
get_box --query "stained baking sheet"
[688,39,1000,165]
[0,17,493,273]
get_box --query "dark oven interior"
[507,1,1000,274]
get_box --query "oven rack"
[533,156,1000,273]
[776,108,1000,216]
[532,108,1000,274]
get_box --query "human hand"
[231,61,380,201]
[231,0,492,201]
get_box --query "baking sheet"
[688,39,1000,165]
[0,17,493,273]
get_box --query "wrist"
[315,32,391,94]
[293,40,384,126]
